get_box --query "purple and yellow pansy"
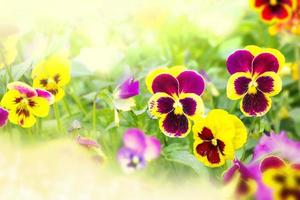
[224,131,300,200]
[32,54,71,102]
[223,160,258,200]
[226,45,284,117]
[261,156,300,200]
[146,66,205,138]
[193,109,247,167]
[117,128,161,173]
[0,82,53,128]
[250,0,297,23]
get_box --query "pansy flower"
[226,45,284,117]
[269,0,300,35]
[113,77,139,112]
[32,54,71,102]
[193,109,247,167]
[0,82,53,128]
[117,128,161,173]
[146,66,205,138]
[261,156,300,200]
[113,77,139,125]
[251,0,297,23]
[0,107,9,127]
[223,160,258,200]
[224,131,300,200]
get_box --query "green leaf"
[164,148,209,177]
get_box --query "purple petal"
[144,136,161,161]
[224,160,254,183]
[241,91,270,116]
[161,111,189,137]
[180,97,197,116]
[0,107,9,128]
[152,74,179,95]
[123,128,146,154]
[234,76,251,95]
[36,88,54,105]
[117,147,146,172]
[253,131,300,163]
[224,160,273,200]
[8,81,37,98]
[260,156,286,173]
[77,135,100,148]
[226,50,254,74]
[177,70,205,95]
[118,77,139,99]
[223,162,240,183]
[252,53,279,75]
[156,96,174,114]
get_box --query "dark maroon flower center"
[196,127,225,164]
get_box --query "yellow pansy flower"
[32,54,71,102]
[193,109,248,167]
[0,82,53,128]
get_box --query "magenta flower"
[117,128,161,173]
[226,46,284,117]
[113,77,139,113]
[117,77,139,99]
[224,131,300,200]
[253,131,300,163]
[146,66,205,138]
[0,107,9,128]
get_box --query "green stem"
[53,103,62,132]
[63,98,72,116]
[295,45,300,93]
[69,89,87,114]
[92,94,98,132]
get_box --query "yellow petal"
[148,92,173,118]
[256,71,282,97]
[227,72,252,100]
[29,96,50,118]
[229,114,248,150]
[0,90,20,110]
[8,108,36,128]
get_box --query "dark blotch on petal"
[152,74,179,95]
[256,76,274,93]
[180,97,197,116]
[157,97,174,114]
[196,142,221,164]
[177,71,205,95]
[234,77,251,95]
[162,112,189,137]
[262,5,289,21]
[40,79,48,87]
[198,127,214,140]
[226,50,254,74]
[54,74,60,83]
[242,91,269,116]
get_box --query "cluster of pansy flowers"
[223,131,300,200]
[0,54,71,128]
[250,0,300,35]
